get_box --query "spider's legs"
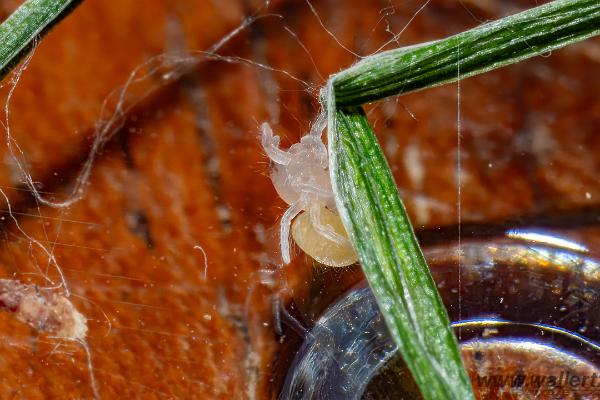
[309,110,327,138]
[261,122,292,165]
[272,295,308,337]
[299,183,338,220]
[308,203,348,245]
[280,200,304,264]
[298,183,334,199]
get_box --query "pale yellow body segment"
[291,206,358,267]
[261,120,358,267]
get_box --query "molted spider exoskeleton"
[261,118,358,267]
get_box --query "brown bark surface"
[0,0,597,398]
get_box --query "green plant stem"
[0,0,82,81]
[327,1,600,399]
[328,105,473,400]
[333,0,600,107]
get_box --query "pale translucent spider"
[261,117,358,267]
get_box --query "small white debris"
[0,279,87,340]
[403,143,425,188]
[482,328,499,338]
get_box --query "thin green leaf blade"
[328,105,474,400]
[334,0,600,107]
[326,2,600,398]
[0,0,82,80]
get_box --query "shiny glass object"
[281,234,600,399]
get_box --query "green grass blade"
[0,0,82,80]
[326,2,599,399]
[334,0,600,107]
[327,104,474,400]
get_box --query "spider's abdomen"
[291,206,358,267]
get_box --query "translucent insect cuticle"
[260,118,358,266]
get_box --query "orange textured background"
[0,0,598,398]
